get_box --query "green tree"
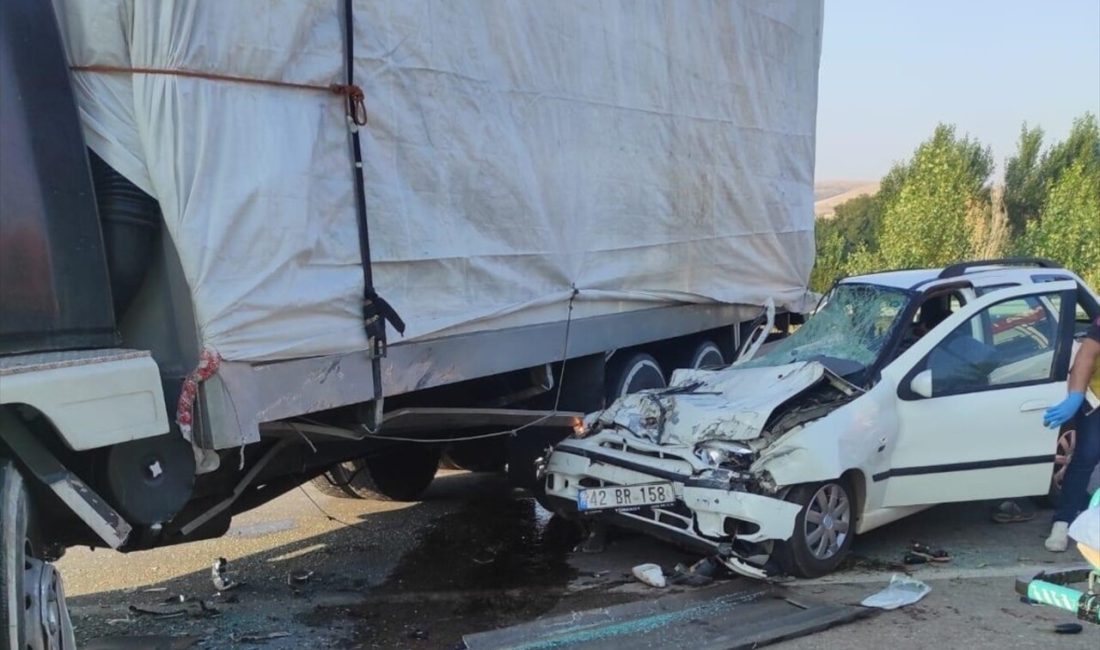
[877,124,993,268]
[810,220,847,293]
[1003,124,1045,234]
[829,193,883,252]
[1004,113,1100,235]
[1021,159,1100,288]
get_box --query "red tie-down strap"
[177,349,222,440]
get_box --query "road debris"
[860,574,931,610]
[128,596,220,620]
[1054,622,1084,634]
[231,631,292,643]
[287,569,315,585]
[212,557,240,591]
[105,616,135,626]
[128,605,187,620]
[462,583,868,649]
[632,563,667,588]
[991,500,1035,524]
[669,556,722,587]
[83,635,201,650]
[904,541,951,565]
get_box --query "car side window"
[891,291,966,361]
[920,293,1062,396]
[1075,299,1096,337]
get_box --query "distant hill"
[814,180,879,218]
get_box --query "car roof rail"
[938,257,1061,279]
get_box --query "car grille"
[600,439,685,461]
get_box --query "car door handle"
[1019,400,1051,413]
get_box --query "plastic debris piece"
[129,597,219,620]
[211,557,239,591]
[669,557,721,587]
[287,569,315,585]
[127,605,187,620]
[232,631,291,643]
[632,563,667,588]
[105,617,134,626]
[860,574,931,610]
[908,541,950,563]
[1054,623,1083,635]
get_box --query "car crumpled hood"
[589,361,832,446]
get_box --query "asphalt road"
[61,471,1100,650]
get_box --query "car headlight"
[694,440,755,467]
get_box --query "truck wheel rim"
[804,484,850,560]
[619,359,665,398]
[24,554,74,650]
[692,343,724,369]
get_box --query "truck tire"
[666,339,725,372]
[310,461,363,498]
[507,427,568,492]
[312,446,441,501]
[0,459,26,650]
[605,352,666,402]
[444,438,508,473]
[687,340,725,369]
[1,459,76,650]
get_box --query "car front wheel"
[774,479,855,578]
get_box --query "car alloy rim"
[1052,428,1076,492]
[804,483,850,560]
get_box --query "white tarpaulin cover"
[57,0,823,362]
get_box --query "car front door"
[876,281,1078,508]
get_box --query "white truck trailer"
[0,1,823,645]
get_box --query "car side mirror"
[910,369,933,399]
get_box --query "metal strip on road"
[462,583,871,650]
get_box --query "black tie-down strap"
[363,289,405,349]
[342,0,404,402]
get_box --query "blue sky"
[816,0,1100,180]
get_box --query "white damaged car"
[541,260,1100,578]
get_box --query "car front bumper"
[544,437,802,577]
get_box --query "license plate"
[577,482,675,512]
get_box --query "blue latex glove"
[1044,392,1085,429]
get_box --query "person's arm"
[1068,338,1100,394]
[1044,324,1100,429]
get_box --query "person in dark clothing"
[1044,315,1100,551]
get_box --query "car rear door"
[876,281,1078,508]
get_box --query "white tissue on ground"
[860,574,931,610]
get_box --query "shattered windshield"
[743,283,911,370]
